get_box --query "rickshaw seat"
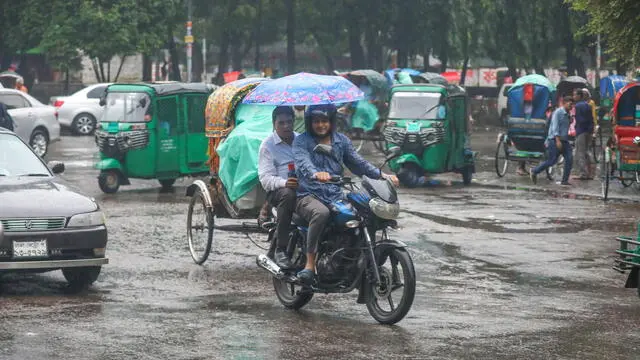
[615,126,640,138]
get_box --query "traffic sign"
[184,35,194,44]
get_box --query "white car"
[0,89,60,157]
[498,83,512,125]
[52,83,112,135]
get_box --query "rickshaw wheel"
[620,171,633,188]
[98,170,120,194]
[187,189,214,265]
[494,140,508,177]
[601,149,609,201]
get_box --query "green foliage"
[569,0,640,67]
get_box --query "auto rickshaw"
[495,74,556,179]
[94,83,215,193]
[601,82,640,200]
[383,83,475,186]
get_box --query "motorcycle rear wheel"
[366,248,416,325]
[272,278,313,310]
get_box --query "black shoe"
[296,269,315,286]
[274,249,293,269]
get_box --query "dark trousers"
[295,195,330,254]
[533,140,573,183]
[267,188,297,249]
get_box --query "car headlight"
[67,211,106,228]
[369,198,400,220]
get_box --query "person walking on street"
[530,96,574,186]
[573,89,594,180]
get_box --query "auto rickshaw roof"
[390,83,466,97]
[106,82,214,96]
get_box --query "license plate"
[13,239,48,258]
[406,122,421,133]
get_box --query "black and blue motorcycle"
[257,147,416,325]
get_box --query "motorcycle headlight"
[369,198,400,220]
[67,211,106,228]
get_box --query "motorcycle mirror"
[379,147,402,169]
[139,98,147,108]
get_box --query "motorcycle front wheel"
[366,248,416,325]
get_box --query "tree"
[569,0,640,69]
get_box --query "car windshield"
[101,92,150,122]
[0,134,51,177]
[388,92,444,120]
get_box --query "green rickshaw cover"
[217,104,276,202]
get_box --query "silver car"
[53,83,112,135]
[0,89,60,157]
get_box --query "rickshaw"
[599,75,629,141]
[94,83,215,193]
[339,69,390,153]
[494,74,556,179]
[383,83,475,186]
[601,82,640,200]
[612,222,640,298]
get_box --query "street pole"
[202,38,207,83]
[186,0,193,83]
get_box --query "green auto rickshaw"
[383,83,475,187]
[94,83,215,193]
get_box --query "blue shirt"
[574,101,593,136]
[547,107,570,142]
[258,131,299,192]
[293,132,382,205]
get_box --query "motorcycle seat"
[292,213,309,227]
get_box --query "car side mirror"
[48,161,65,174]
[313,144,333,156]
[99,95,106,106]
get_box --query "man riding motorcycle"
[292,104,399,285]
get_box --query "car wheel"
[62,266,101,289]
[71,113,97,136]
[29,128,49,158]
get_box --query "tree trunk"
[91,58,102,83]
[114,55,127,82]
[168,26,181,81]
[561,2,575,75]
[347,18,365,69]
[98,59,106,83]
[216,30,231,84]
[311,31,335,73]
[285,0,296,74]
[142,54,152,81]
[107,60,111,82]
[64,67,70,95]
[254,0,262,71]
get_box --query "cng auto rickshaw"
[383,83,475,187]
[94,83,215,193]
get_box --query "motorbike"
[256,147,416,325]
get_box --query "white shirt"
[258,131,298,192]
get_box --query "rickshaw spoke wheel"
[601,148,609,201]
[494,140,508,177]
[187,190,214,265]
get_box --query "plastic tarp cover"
[508,84,551,119]
[351,100,379,131]
[217,104,276,202]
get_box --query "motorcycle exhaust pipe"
[256,254,283,277]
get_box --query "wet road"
[1,130,640,360]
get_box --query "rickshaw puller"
[258,106,299,269]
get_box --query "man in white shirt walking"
[258,106,298,269]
